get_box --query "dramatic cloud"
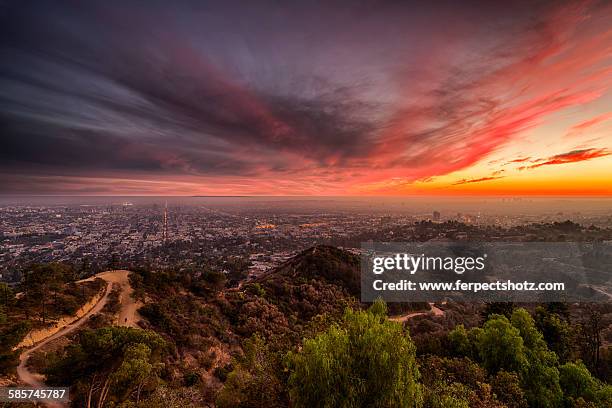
[0,0,610,195]
[519,148,611,170]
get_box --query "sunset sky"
[0,0,610,196]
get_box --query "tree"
[125,385,205,408]
[111,343,157,403]
[0,282,12,311]
[560,361,598,401]
[599,346,612,384]
[481,302,514,320]
[419,355,506,407]
[559,361,612,408]
[510,308,562,408]
[20,263,74,323]
[216,335,286,408]
[490,371,528,408]
[368,298,388,317]
[473,310,563,408]
[544,302,570,321]
[287,303,422,408]
[424,382,471,408]
[46,327,168,407]
[447,324,474,359]
[474,314,528,374]
[577,306,606,376]
[535,306,573,363]
[0,320,30,374]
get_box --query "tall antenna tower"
[163,201,168,242]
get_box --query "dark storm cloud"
[0,0,393,180]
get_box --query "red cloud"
[505,157,532,164]
[453,176,505,185]
[364,0,610,190]
[565,112,612,138]
[525,148,610,169]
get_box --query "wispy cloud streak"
[519,148,610,170]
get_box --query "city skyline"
[1,0,611,196]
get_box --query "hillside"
[3,246,610,407]
[135,246,361,349]
[256,245,361,296]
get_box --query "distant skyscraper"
[433,211,441,222]
[163,202,168,242]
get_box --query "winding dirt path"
[78,270,141,327]
[15,270,140,407]
[389,302,445,323]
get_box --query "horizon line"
[1,194,612,199]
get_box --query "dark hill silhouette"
[252,245,427,316]
[256,245,360,296]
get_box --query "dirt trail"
[15,290,107,349]
[78,270,141,327]
[389,302,445,323]
[15,270,140,407]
